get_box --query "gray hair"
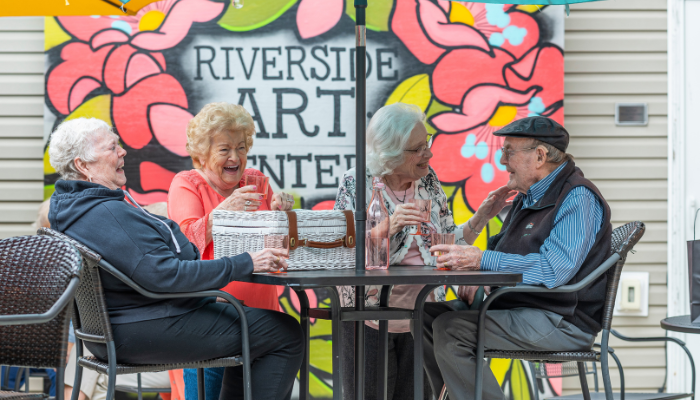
[48,118,117,180]
[531,139,574,164]
[366,103,425,177]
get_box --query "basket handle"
[284,210,356,249]
[285,211,301,250]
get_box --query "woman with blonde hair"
[167,102,296,400]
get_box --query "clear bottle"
[366,177,390,270]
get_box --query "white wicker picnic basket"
[212,210,356,270]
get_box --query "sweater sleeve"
[168,174,210,253]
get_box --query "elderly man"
[423,116,612,400]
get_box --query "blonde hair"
[186,102,255,168]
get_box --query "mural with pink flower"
[44,1,564,398]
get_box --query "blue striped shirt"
[480,162,604,288]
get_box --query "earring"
[88,176,93,183]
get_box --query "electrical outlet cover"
[613,271,649,317]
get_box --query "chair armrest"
[97,259,247,318]
[0,277,80,326]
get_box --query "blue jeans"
[183,368,224,400]
[0,367,56,396]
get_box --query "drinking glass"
[264,234,289,273]
[409,199,432,235]
[244,175,270,200]
[431,233,455,270]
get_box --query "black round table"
[661,315,700,334]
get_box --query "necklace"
[385,178,409,203]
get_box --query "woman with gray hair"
[48,117,304,400]
[334,102,515,399]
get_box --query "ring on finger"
[245,200,252,206]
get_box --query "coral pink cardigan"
[168,168,279,311]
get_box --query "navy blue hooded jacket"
[49,180,254,325]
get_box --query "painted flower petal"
[430,131,479,183]
[432,48,514,106]
[91,29,130,50]
[126,53,163,89]
[139,161,177,192]
[130,0,224,51]
[57,16,137,43]
[103,45,138,95]
[112,73,188,150]
[297,0,344,39]
[149,104,192,157]
[498,11,540,59]
[47,42,111,115]
[431,85,537,133]
[418,0,490,51]
[391,0,446,65]
[69,78,102,112]
[505,44,564,108]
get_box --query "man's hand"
[457,285,491,305]
[430,244,483,270]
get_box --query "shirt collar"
[523,162,568,208]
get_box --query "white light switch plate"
[613,271,649,317]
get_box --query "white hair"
[48,118,117,180]
[366,103,425,177]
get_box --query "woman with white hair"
[47,117,304,400]
[334,102,514,399]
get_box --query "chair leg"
[56,367,65,400]
[106,341,117,400]
[438,385,448,400]
[610,352,625,400]
[577,362,592,400]
[592,362,599,392]
[600,332,615,400]
[528,362,540,400]
[197,369,205,400]
[71,343,84,400]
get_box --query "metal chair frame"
[0,235,82,400]
[38,228,252,400]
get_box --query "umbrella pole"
[354,1,367,399]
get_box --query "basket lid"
[213,210,351,228]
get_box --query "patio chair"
[37,228,253,400]
[439,221,677,400]
[0,235,83,400]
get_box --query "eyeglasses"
[500,146,537,161]
[404,134,434,156]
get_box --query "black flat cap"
[493,116,569,152]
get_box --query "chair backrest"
[0,235,81,368]
[37,228,114,344]
[601,221,646,331]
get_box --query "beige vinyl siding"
[563,0,668,393]
[0,17,45,239]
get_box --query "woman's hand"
[215,185,263,212]
[431,244,483,270]
[270,192,295,211]
[472,186,517,227]
[457,285,491,305]
[249,248,288,273]
[389,204,425,236]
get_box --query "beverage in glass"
[431,233,455,270]
[410,199,432,235]
[264,234,289,273]
[366,177,390,270]
[244,175,269,200]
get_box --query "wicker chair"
[37,228,253,400]
[0,235,83,400]
[438,221,664,400]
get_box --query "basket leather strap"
[343,210,356,248]
[285,211,300,250]
[303,239,346,249]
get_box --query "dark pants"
[422,301,594,400]
[86,302,305,400]
[341,322,432,400]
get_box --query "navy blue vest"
[487,161,612,335]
